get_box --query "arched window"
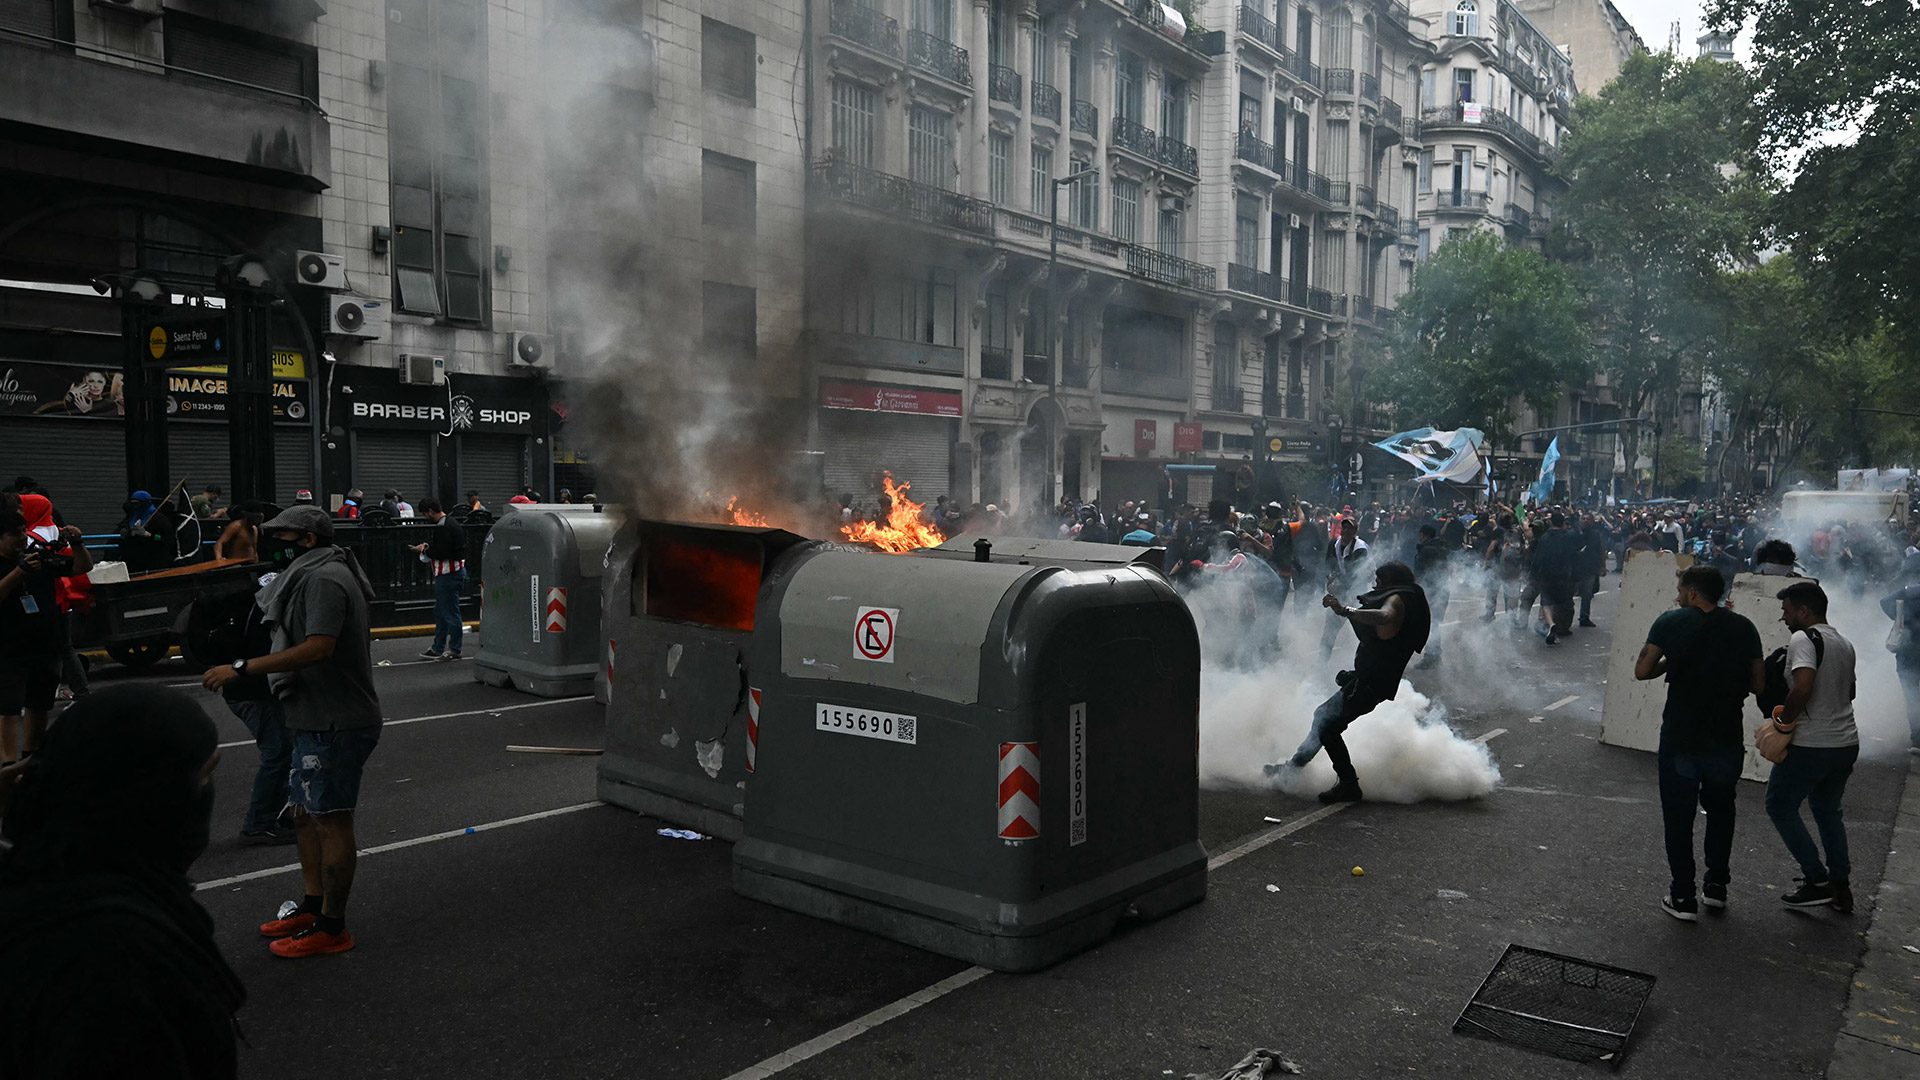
[1452,0,1479,38]
[1328,8,1353,67]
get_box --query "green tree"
[1369,230,1589,447]
[1707,0,1920,361]
[1551,51,1769,483]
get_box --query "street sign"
[141,313,228,366]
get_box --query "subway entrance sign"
[141,313,229,365]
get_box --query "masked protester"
[0,685,244,1078]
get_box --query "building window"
[1104,307,1184,375]
[1417,228,1430,261]
[1454,67,1474,103]
[1451,0,1478,37]
[1068,157,1099,229]
[1418,149,1432,192]
[1322,119,1349,181]
[1030,144,1053,214]
[831,80,877,168]
[1235,195,1261,267]
[1115,52,1145,122]
[1157,204,1183,255]
[907,266,957,346]
[913,0,953,39]
[1328,8,1352,66]
[701,151,756,230]
[1239,91,1262,137]
[909,106,953,189]
[984,285,1011,353]
[1317,231,1346,289]
[1032,15,1054,85]
[1112,178,1140,243]
[990,132,1011,204]
[703,282,757,368]
[1161,77,1188,144]
[702,18,755,103]
[387,0,488,323]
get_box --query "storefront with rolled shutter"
[326,364,549,511]
[814,379,959,504]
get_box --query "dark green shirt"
[1647,605,1761,754]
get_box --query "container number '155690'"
[815,703,918,745]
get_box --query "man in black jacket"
[409,498,468,660]
[1531,512,1583,646]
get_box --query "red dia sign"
[1173,422,1203,452]
[1134,419,1158,453]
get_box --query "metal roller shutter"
[2,420,125,533]
[276,427,315,501]
[458,434,527,507]
[0,0,55,36]
[168,425,231,504]
[350,430,433,501]
[817,411,954,503]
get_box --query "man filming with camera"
[0,508,93,766]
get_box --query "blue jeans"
[1765,742,1857,885]
[1658,747,1743,899]
[433,569,466,653]
[227,698,291,831]
[289,726,383,815]
[1291,686,1386,786]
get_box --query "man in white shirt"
[1762,581,1859,913]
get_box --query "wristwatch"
[231,658,249,675]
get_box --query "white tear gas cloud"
[1179,555,1503,805]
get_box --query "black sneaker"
[239,825,298,847]
[1544,631,1560,647]
[1781,878,1833,907]
[1662,894,1699,921]
[1832,882,1854,914]
[1579,620,1598,628]
[445,651,464,661]
[419,648,443,660]
[1317,780,1363,804]
[1702,883,1728,910]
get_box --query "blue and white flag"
[1373,427,1486,484]
[1529,437,1561,504]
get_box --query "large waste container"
[734,547,1207,971]
[596,520,814,839]
[471,504,622,697]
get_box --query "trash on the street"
[1903,945,1919,955]
[1351,866,1365,876]
[1182,1048,1303,1079]
[658,828,705,841]
[1437,889,1469,900]
[505,745,604,755]
[1265,884,1280,893]
[1454,944,1656,1066]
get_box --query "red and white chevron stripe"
[746,688,762,773]
[997,742,1040,840]
[544,587,567,633]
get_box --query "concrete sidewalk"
[1828,753,1920,1077]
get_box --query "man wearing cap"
[201,505,381,957]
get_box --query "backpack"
[182,582,270,669]
[1756,627,1823,719]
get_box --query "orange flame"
[842,473,944,554]
[724,497,770,528]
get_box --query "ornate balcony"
[980,347,1013,380]
[908,29,972,86]
[1437,189,1492,211]
[1360,71,1380,102]
[1282,50,1320,88]
[1157,134,1198,176]
[1023,353,1052,383]
[1328,180,1350,204]
[1398,219,1418,244]
[1071,98,1098,134]
[1236,131,1280,173]
[1377,204,1399,230]
[1355,185,1376,212]
[1238,4,1285,56]
[1283,161,1334,203]
[1127,244,1216,291]
[1326,67,1355,94]
[811,158,995,234]
[828,0,901,56]
[1421,102,1555,164]
[1382,98,1402,127]
[1032,81,1062,122]
[1228,262,1281,299]
[1212,381,1246,412]
[1112,115,1158,158]
[1306,287,1334,314]
[988,64,1021,105]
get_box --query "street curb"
[371,621,478,640]
[1826,754,1920,1077]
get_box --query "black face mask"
[260,535,303,567]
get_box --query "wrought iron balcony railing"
[1377,204,1399,229]
[1360,71,1379,102]
[1212,381,1246,412]
[1127,244,1216,291]
[1023,353,1052,383]
[1071,98,1097,134]
[1398,219,1418,243]
[988,63,1021,104]
[1355,185,1376,211]
[811,158,995,234]
[1112,115,1157,158]
[1438,189,1492,211]
[1236,131,1279,173]
[1505,203,1532,231]
[907,29,972,86]
[1328,179,1350,204]
[1326,67,1355,94]
[1306,287,1334,314]
[1283,161,1333,202]
[1032,81,1061,122]
[1284,50,1320,88]
[1381,97,1402,127]
[1238,4,1284,55]
[1421,102,1554,163]
[980,347,1013,380]
[1157,133,1198,175]
[828,0,901,56]
[1228,262,1280,299]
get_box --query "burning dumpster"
[596,520,814,839]
[733,546,1207,972]
[470,504,623,697]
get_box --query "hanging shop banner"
[819,379,963,417]
[338,371,543,433]
[164,372,312,422]
[0,360,127,419]
[1373,426,1486,484]
[1172,422,1204,452]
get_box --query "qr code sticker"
[896,716,916,743]
[1070,820,1086,845]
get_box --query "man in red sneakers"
[203,506,381,956]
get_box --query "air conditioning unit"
[1290,96,1306,114]
[90,0,161,18]
[326,295,387,338]
[1287,213,1303,229]
[509,331,550,369]
[1158,194,1187,214]
[295,250,348,290]
[398,353,447,386]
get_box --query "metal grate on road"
[1452,944,1656,1068]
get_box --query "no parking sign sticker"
[853,606,898,664]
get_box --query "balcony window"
[912,266,958,347]
[1239,91,1261,137]
[990,132,1011,205]
[1157,205,1183,256]
[1317,231,1346,290]
[1235,195,1261,268]
[1418,148,1432,192]
[1068,157,1099,229]
[1105,307,1184,376]
[1032,15,1054,85]
[909,106,953,190]
[388,0,489,324]
[1452,0,1479,37]
[1030,144,1052,215]
[1112,178,1140,244]
[1328,8,1352,67]
[1454,67,1475,103]
[1161,78,1188,145]
[912,0,952,40]
[831,80,878,169]
[1322,119,1349,182]
[702,18,755,104]
[1116,52,1145,124]
[987,0,1011,67]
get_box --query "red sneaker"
[259,912,316,938]
[269,927,355,957]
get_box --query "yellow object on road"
[1352,866,1365,877]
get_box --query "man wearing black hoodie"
[0,685,244,1077]
[1272,561,1432,802]
[202,505,381,958]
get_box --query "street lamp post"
[1045,168,1098,510]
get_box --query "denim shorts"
[287,726,382,816]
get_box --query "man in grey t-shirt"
[202,505,381,957]
[1762,581,1859,913]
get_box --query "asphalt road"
[74,583,1908,1080]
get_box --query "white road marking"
[216,695,591,748]
[194,801,600,891]
[1543,695,1579,712]
[719,726,1510,1080]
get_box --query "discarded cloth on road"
[656,828,705,841]
[1184,1048,1303,1079]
